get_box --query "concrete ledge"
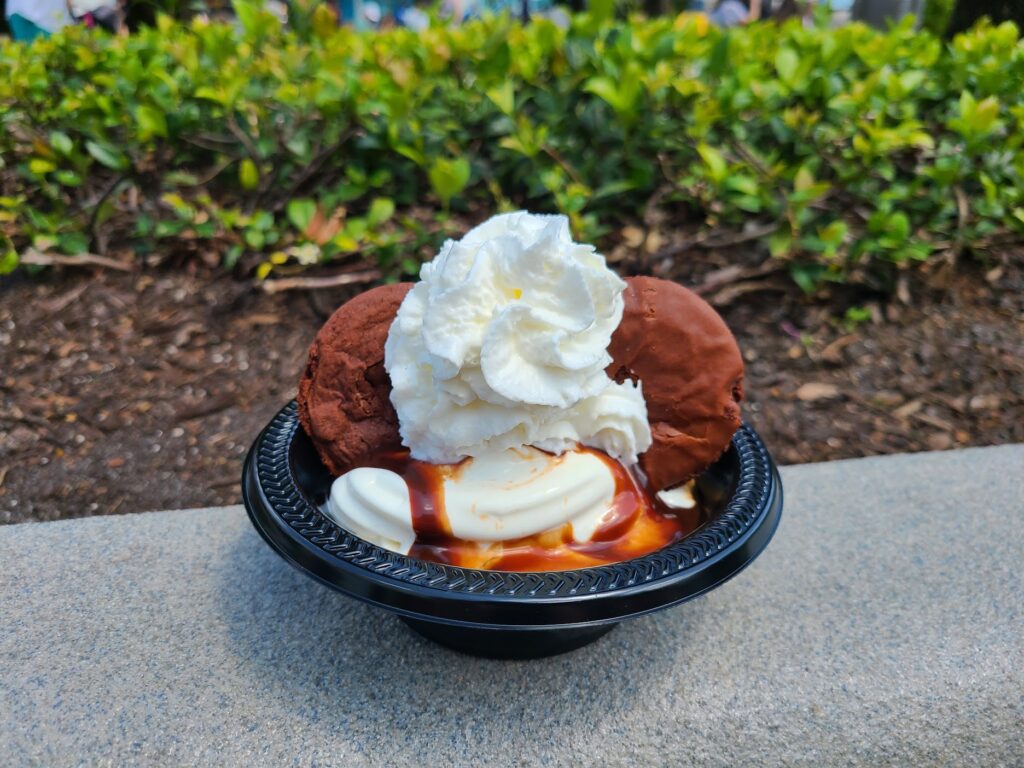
[2,445,1023,766]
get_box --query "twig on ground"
[174,395,236,423]
[260,269,382,293]
[692,261,784,296]
[20,249,132,272]
[704,277,789,307]
[951,185,969,264]
[651,222,779,262]
[38,283,90,314]
[701,222,780,248]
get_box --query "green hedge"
[921,0,956,36]
[2,7,1023,291]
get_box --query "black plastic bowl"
[242,402,783,659]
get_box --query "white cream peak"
[384,211,652,464]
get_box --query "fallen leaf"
[796,382,841,401]
[969,394,1001,411]
[621,226,644,248]
[914,412,955,432]
[238,313,282,327]
[896,275,911,306]
[870,391,905,408]
[820,334,858,365]
[644,230,666,254]
[893,399,923,419]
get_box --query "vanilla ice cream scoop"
[325,447,620,555]
[384,211,652,465]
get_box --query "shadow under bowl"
[242,402,782,659]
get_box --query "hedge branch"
[20,249,133,271]
[259,269,382,293]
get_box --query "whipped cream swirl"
[384,211,651,464]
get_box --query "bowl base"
[402,618,618,659]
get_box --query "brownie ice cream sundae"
[297,212,744,571]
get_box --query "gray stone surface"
[2,445,1023,767]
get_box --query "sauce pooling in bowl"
[349,447,708,572]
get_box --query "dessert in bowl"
[242,212,781,657]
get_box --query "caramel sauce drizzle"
[359,447,707,573]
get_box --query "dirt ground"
[1,251,1022,524]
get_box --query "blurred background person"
[5,0,121,40]
[5,0,74,40]
[708,0,762,25]
[68,0,124,32]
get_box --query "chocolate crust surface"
[296,283,412,475]
[608,276,744,491]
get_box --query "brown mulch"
[1,253,1022,524]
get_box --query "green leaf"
[899,70,926,94]
[428,158,471,207]
[0,246,17,276]
[311,3,337,39]
[486,81,515,116]
[724,175,759,196]
[238,159,260,190]
[819,220,848,248]
[958,90,976,121]
[394,145,426,166]
[286,198,317,232]
[971,96,1000,136]
[584,74,639,116]
[245,228,266,249]
[29,158,56,175]
[367,197,395,228]
[55,170,83,186]
[250,210,274,231]
[163,171,200,185]
[136,105,168,140]
[696,143,728,184]
[224,245,243,269]
[885,212,910,243]
[707,35,731,77]
[589,0,615,24]
[790,263,824,294]
[794,166,815,193]
[584,77,622,110]
[58,232,90,255]
[234,0,280,39]
[593,179,641,201]
[769,231,793,259]
[49,131,73,156]
[85,141,129,171]
[775,47,799,85]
